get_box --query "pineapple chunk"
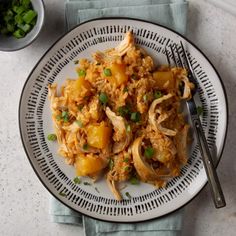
[87,121,112,149]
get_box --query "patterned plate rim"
[18,17,229,223]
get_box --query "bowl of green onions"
[0,0,44,51]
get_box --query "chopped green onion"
[94,187,100,193]
[56,115,62,121]
[74,60,79,64]
[73,177,81,184]
[47,134,57,141]
[197,106,203,116]
[144,146,155,159]
[130,112,141,123]
[61,111,69,122]
[83,143,89,150]
[78,104,84,111]
[154,91,162,99]
[18,23,31,33]
[99,92,108,105]
[125,192,131,199]
[123,87,128,93]
[143,94,148,102]
[109,158,114,170]
[124,166,130,172]
[75,120,83,128]
[78,69,86,77]
[103,68,112,76]
[13,6,25,15]
[130,176,139,185]
[117,105,131,117]
[23,10,37,24]
[21,0,31,7]
[126,124,131,133]
[59,191,66,197]
[7,23,15,33]
[83,182,91,186]
[131,74,138,80]
[14,29,25,39]
[123,157,129,163]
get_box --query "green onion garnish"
[109,158,114,170]
[123,157,129,163]
[47,134,57,141]
[130,112,141,123]
[125,192,131,199]
[73,177,81,184]
[144,146,155,159]
[78,69,86,77]
[117,105,131,117]
[124,166,130,172]
[143,94,148,102]
[130,176,139,185]
[83,182,91,186]
[59,191,66,197]
[75,120,83,128]
[99,92,108,105]
[61,111,69,122]
[83,143,89,150]
[131,74,138,80]
[22,9,37,24]
[123,87,128,93]
[197,106,203,116]
[154,91,162,99]
[103,68,112,76]
[77,104,84,111]
[126,124,131,133]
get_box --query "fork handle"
[193,118,226,208]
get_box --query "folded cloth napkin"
[50,0,188,235]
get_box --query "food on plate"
[0,0,37,39]
[48,32,194,200]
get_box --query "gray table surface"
[0,0,236,235]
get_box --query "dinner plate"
[19,18,228,222]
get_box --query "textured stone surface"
[0,0,235,235]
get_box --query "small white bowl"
[0,0,45,52]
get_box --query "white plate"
[19,18,228,222]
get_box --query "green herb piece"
[125,192,131,199]
[13,29,25,38]
[130,176,139,185]
[56,115,62,121]
[123,87,128,93]
[144,146,155,159]
[131,74,138,80]
[7,23,15,33]
[197,106,203,116]
[13,6,25,15]
[23,10,37,24]
[75,120,83,128]
[99,92,108,105]
[130,112,141,123]
[117,105,131,117]
[73,177,81,184]
[154,91,162,99]
[108,158,114,170]
[74,60,79,64]
[83,143,89,150]
[59,191,66,197]
[103,68,112,76]
[78,104,84,111]
[126,124,131,133]
[123,157,129,163]
[15,14,24,25]
[143,94,148,102]
[83,182,91,186]
[18,23,31,33]
[47,133,57,141]
[78,69,86,77]
[124,166,131,172]
[61,111,69,122]
[94,187,100,193]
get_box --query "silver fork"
[165,42,226,208]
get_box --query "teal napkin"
[50,0,188,235]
